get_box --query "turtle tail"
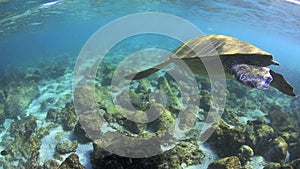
[270,70,296,97]
[125,59,172,80]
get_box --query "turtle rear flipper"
[270,70,296,96]
[125,59,172,80]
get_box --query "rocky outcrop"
[58,154,85,169]
[91,140,204,169]
[208,156,241,169]
[56,140,78,155]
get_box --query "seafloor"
[0,52,300,169]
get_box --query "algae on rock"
[263,136,288,164]
[207,120,245,157]
[56,140,78,155]
[91,140,204,169]
[58,154,85,169]
[4,81,39,119]
[208,156,242,169]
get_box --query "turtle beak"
[271,59,279,66]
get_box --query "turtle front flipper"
[229,63,273,90]
[269,70,296,96]
[125,59,172,80]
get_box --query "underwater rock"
[246,117,266,126]
[146,103,175,136]
[0,89,5,104]
[237,145,254,165]
[24,69,41,82]
[287,158,300,169]
[222,108,242,126]
[101,71,114,87]
[0,150,8,156]
[280,132,299,145]
[91,140,162,168]
[263,162,282,169]
[208,156,242,169]
[289,140,300,161]
[74,121,92,144]
[2,114,49,168]
[177,105,198,131]
[123,117,148,134]
[163,140,205,168]
[128,89,144,109]
[116,89,148,111]
[56,140,78,155]
[102,101,175,137]
[103,105,149,135]
[43,159,60,169]
[9,114,37,138]
[264,136,288,164]
[74,85,98,112]
[245,123,274,155]
[207,120,245,157]
[268,105,299,137]
[199,89,211,112]
[49,66,65,79]
[0,99,5,125]
[264,158,300,169]
[91,140,204,169]
[62,102,77,131]
[89,104,174,158]
[46,108,64,123]
[267,105,300,161]
[97,64,115,86]
[58,153,85,169]
[198,76,211,90]
[4,81,39,119]
[46,102,77,131]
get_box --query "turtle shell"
[173,34,278,67]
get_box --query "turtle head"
[229,63,273,90]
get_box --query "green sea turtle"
[125,34,295,96]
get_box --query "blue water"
[1,0,299,68]
[0,0,300,168]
